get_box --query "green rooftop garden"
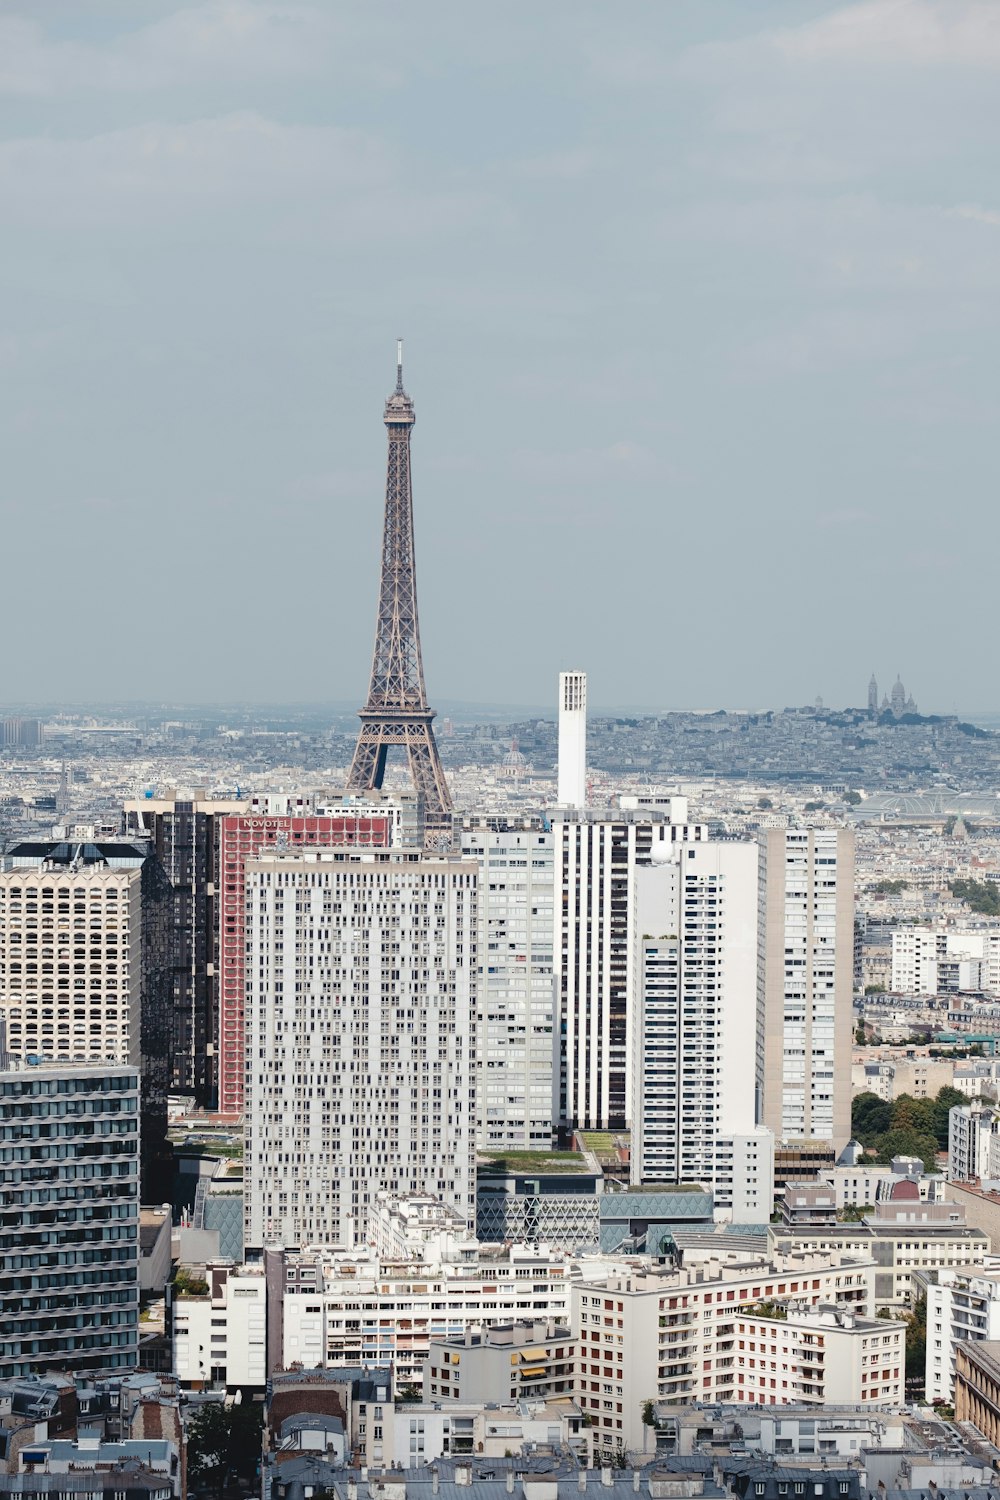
[477,1150,588,1175]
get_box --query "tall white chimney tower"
[557,670,587,808]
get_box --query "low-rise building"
[770,1192,988,1307]
[172,1261,266,1390]
[265,1365,393,1472]
[268,1243,627,1393]
[393,1399,591,1468]
[423,1322,574,1404]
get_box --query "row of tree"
[851,1085,967,1172]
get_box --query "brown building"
[955,1339,1000,1444]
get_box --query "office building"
[0,841,172,1192]
[124,791,244,1103]
[629,841,772,1216]
[1,718,41,749]
[553,806,706,1132]
[461,817,556,1150]
[758,829,855,1151]
[557,671,587,809]
[244,849,477,1251]
[0,1062,140,1378]
[570,1250,877,1451]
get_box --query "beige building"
[955,1340,1000,1447]
[424,1321,575,1404]
[732,1303,905,1408]
[0,861,142,1068]
[570,1250,874,1457]
[758,829,855,1152]
[771,1196,989,1308]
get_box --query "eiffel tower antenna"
[345,342,453,838]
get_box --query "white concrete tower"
[557,670,587,808]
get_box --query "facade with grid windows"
[0,1062,140,1378]
[244,849,478,1251]
[216,803,392,1118]
[570,1251,876,1459]
[0,843,171,1193]
[462,818,555,1150]
[758,829,854,1152]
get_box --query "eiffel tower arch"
[346,343,454,839]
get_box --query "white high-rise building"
[948,1102,1000,1182]
[758,828,855,1151]
[243,848,478,1251]
[630,841,773,1218]
[553,807,706,1132]
[461,818,556,1149]
[557,671,587,808]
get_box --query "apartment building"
[758,829,854,1151]
[570,1251,875,1456]
[771,1196,989,1308]
[919,1262,1000,1402]
[948,1102,1000,1182]
[461,818,556,1150]
[243,849,478,1250]
[629,841,770,1218]
[0,1062,140,1378]
[553,808,706,1133]
[423,1321,574,1404]
[266,1241,626,1392]
[0,841,172,1190]
[173,1262,267,1390]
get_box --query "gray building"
[0,1062,140,1377]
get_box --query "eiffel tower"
[346,342,454,838]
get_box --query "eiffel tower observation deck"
[346,342,454,840]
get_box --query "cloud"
[0,112,506,246]
[0,4,393,97]
[777,0,1000,69]
[950,203,1000,226]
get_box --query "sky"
[1,1,997,716]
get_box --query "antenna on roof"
[396,338,404,393]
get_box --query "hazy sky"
[2,1,997,714]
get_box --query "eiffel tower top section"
[345,342,453,830]
[384,336,415,429]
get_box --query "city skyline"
[2,2,998,710]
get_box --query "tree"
[843,790,862,806]
[641,1400,656,1427]
[187,1400,263,1500]
[864,983,886,995]
[931,1087,967,1149]
[852,1092,892,1141]
[757,798,773,810]
[903,1295,927,1385]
